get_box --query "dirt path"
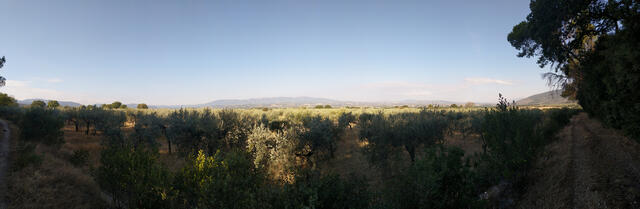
[518,113,640,209]
[0,119,10,209]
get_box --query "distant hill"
[18,97,477,109]
[516,90,576,106]
[19,99,82,107]
[198,97,343,108]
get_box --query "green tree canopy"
[509,0,640,141]
[31,100,46,108]
[0,93,18,107]
[47,100,60,108]
[137,103,149,109]
[508,0,638,96]
[110,101,122,109]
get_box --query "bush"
[476,95,543,188]
[282,169,371,209]
[94,144,170,209]
[12,143,42,171]
[0,92,18,107]
[0,106,23,122]
[20,107,65,146]
[385,145,483,209]
[358,110,449,164]
[172,150,266,209]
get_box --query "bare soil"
[518,113,640,209]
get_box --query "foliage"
[0,93,18,107]
[473,95,580,192]
[47,100,60,108]
[576,22,640,141]
[166,109,223,155]
[171,149,266,209]
[509,0,640,141]
[475,95,543,188]
[246,125,297,172]
[94,143,170,209]
[11,142,43,171]
[0,105,23,122]
[281,169,372,209]
[385,146,483,209]
[299,115,341,161]
[337,111,356,129]
[20,106,65,146]
[137,103,149,109]
[130,111,164,149]
[30,100,46,108]
[358,109,449,163]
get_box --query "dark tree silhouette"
[137,103,149,109]
[509,0,640,141]
[0,56,6,87]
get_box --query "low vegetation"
[0,93,581,208]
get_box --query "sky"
[0,0,551,105]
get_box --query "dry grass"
[5,124,108,209]
[517,113,640,209]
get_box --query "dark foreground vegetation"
[0,94,580,209]
[508,0,640,142]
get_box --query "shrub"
[338,112,356,129]
[0,106,23,122]
[358,110,449,164]
[20,107,65,146]
[282,169,371,209]
[94,144,170,209]
[12,143,42,171]
[475,94,548,190]
[385,146,482,209]
[0,93,18,107]
[171,150,266,209]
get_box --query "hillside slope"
[516,90,575,106]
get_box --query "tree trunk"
[85,122,90,135]
[162,126,171,154]
[406,145,416,163]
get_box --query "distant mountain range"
[17,90,574,109]
[18,99,82,107]
[516,90,576,106]
[150,97,464,109]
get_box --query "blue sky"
[0,0,550,105]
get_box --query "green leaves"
[20,107,65,146]
[95,144,170,209]
[357,109,449,164]
[386,146,482,209]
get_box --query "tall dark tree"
[509,0,640,140]
[0,56,5,87]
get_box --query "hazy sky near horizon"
[0,0,551,105]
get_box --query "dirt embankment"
[519,113,640,209]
